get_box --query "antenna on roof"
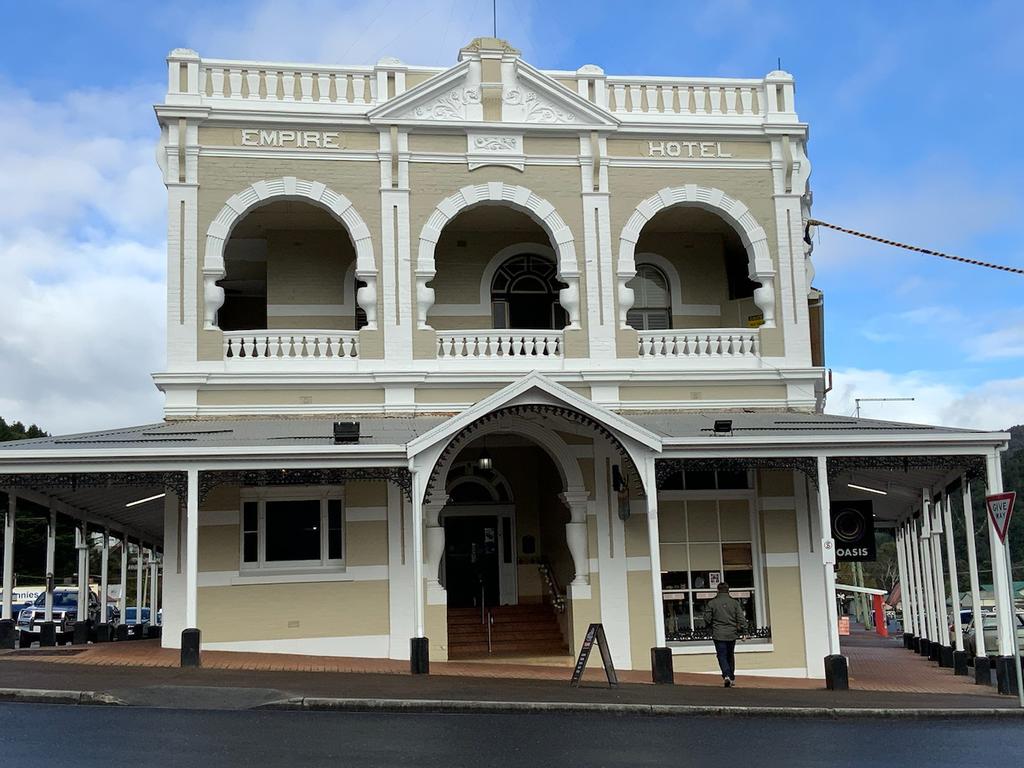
[777,56,782,70]
[854,397,915,418]
[493,0,497,37]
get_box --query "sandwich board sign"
[570,623,618,687]
[986,492,1016,544]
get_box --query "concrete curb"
[0,687,125,706]
[259,696,1024,719]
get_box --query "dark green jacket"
[702,593,748,641]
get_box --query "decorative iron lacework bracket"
[0,471,188,500]
[198,467,413,502]
[824,454,986,483]
[424,403,646,503]
[655,457,819,489]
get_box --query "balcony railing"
[223,330,359,361]
[605,78,765,118]
[637,329,760,359]
[436,330,563,360]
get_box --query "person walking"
[702,582,748,687]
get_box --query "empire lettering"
[646,140,732,158]
[240,129,341,148]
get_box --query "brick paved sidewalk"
[0,627,997,698]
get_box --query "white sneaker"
[730,677,737,687]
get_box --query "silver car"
[964,611,1024,656]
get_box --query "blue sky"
[1,0,1022,432]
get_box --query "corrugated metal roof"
[0,416,448,451]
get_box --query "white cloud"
[0,81,166,435]
[826,367,1024,430]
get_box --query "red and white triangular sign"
[986,492,1016,544]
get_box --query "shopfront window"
[239,489,345,572]
[658,494,765,643]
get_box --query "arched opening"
[629,206,758,331]
[217,200,365,332]
[426,204,569,331]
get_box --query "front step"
[447,604,569,660]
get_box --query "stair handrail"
[537,561,567,613]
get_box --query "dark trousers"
[714,639,737,680]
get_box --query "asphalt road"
[1,703,1020,767]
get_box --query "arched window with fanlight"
[626,264,672,331]
[490,254,567,330]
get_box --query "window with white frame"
[240,489,344,572]
[626,264,671,331]
[656,470,767,643]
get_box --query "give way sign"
[986,492,1016,544]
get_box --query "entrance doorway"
[443,515,500,608]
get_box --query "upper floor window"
[490,254,567,330]
[626,264,671,331]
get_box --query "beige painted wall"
[196,388,385,406]
[198,580,389,643]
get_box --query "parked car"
[15,589,120,645]
[122,607,161,625]
[964,611,1024,656]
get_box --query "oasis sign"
[830,500,876,562]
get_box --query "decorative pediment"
[368,43,617,129]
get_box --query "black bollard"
[40,622,56,647]
[974,656,992,685]
[903,633,913,650]
[952,650,969,676]
[928,642,940,662]
[72,620,90,645]
[146,625,162,640]
[918,638,931,657]
[95,623,112,643]
[410,637,429,674]
[180,627,201,667]
[650,647,674,684]
[996,656,1019,696]
[0,619,15,650]
[938,645,954,668]
[115,623,130,642]
[824,654,849,691]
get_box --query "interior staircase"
[447,603,569,660]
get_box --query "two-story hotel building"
[0,39,1014,686]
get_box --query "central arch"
[616,184,776,329]
[202,176,378,331]
[415,182,581,330]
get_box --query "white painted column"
[918,509,938,643]
[423,497,447,590]
[902,522,920,638]
[962,477,986,657]
[118,534,128,624]
[185,468,199,629]
[942,493,964,652]
[410,469,425,639]
[44,505,55,623]
[2,492,15,620]
[643,459,666,647]
[816,456,841,656]
[929,493,951,647]
[76,521,88,619]
[135,543,145,624]
[894,526,912,636]
[99,529,109,625]
[908,517,930,642]
[985,451,1015,657]
[561,489,591,587]
[150,552,159,626]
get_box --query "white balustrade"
[436,331,563,359]
[637,329,760,359]
[223,330,359,361]
[605,77,766,118]
[199,60,382,106]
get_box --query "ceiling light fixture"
[125,493,166,508]
[847,483,887,496]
